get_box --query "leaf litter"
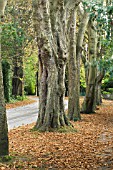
[1,99,113,169]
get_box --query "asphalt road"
[7,97,68,130]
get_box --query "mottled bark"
[96,83,102,105]
[68,9,89,120]
[0,0,9,156]
[32,0,73,131]
[12,56,24,98]
[75,12,89,118]
[68,8,81,121]
[95,70,105,105]
[81,20,97,113]
[0,0,7,17]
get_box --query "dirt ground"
[1,99,113,170]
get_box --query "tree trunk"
[35,52,69,131]
[37,50,43,96]
[81,20,97,113]
[68,9,89,120]
[35,71,39,96]
[2,61,10,102]
[68,8,81,121]
[0,0,9,156]
[32,0,72,131]
[95,70,105,105]
[96,83,102,105]
[12,56,24,98]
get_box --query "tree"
[81,19,98,113]
[81,0,113,112]
[32,0,81,131]
[2,0,35,99]
[68,4,89,120]
[10,1,32,98]
[68,8,79,121]
[0,0,9,156]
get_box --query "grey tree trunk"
[12,56,24,98]
[95,70,105,105]
[36,53,69,131]
[96,83,102,105]
[32,0,78,131]
[81,20,97,113]
[68,9,89,121]
[68,8,81,121]
[0,0,9,156]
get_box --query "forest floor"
[1,98,113,170]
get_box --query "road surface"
[7,97,68,130]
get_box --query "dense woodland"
[0,0,113,168]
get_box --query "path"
[7,96,68,130]
[7,97,39,130]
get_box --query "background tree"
[81,0,113,113]
[68,3,89,120]
[81,19,97,113]
[68,8,79,121]
[1,0,37,99]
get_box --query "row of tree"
[32,0,113,130]
[0,0,113,156]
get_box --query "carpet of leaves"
[1,99,113,170]
[6,99,36,109]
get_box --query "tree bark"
[68,8,81,121]
[2,61,10,102]
[12,56,24,98]
[81,20,97,113]
[68,9,89,120]
[0,0,9,156]
[76,11,89,102]
[95,70,105,105]
[36,52,69,131]
[32,0,72,131]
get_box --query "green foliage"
[25,82,35,95]
[24,54,38,95]
[16,95,27,101]
[57,126,77,133]
[80,66,86,94]
[82,0,113,90]
[102,91,110,95]
[1,0,37,100]
[9,95,27,103]
[82,0,113,40]
[73,117,80,122]
[102,76,113,91]
[99,58,113,73]
[0,155,13,162]
[1,22,26,61]
[107,88,113,93]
